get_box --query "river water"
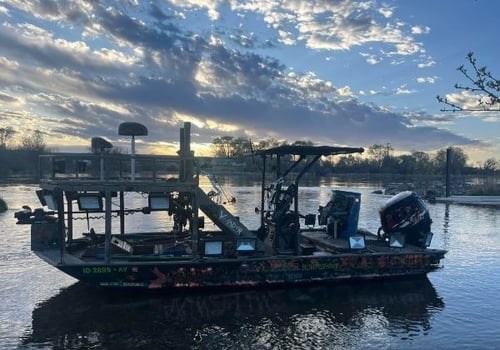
[0,178,499,349]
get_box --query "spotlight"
[236,238,256,253]
[203,240,223,256]
[148,192,170,210]
[389,232,405,248]
[349,234,366,250]
[77,193,103,211]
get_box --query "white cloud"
[337,85,354,97]
[378,7,394,18]
[360,52,382,65]
[0,5,9,15]
[445,90,500,112]
[411,25,430,34]
[395,85,416,95]
[168,0,221,20]
[417,59,436,68]
[230,0,426,56]
[417,76,437,84]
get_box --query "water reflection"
[442,204,451,249]
[22,278,444,349]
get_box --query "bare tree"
[368,143,393,168]
[482,158,498,174]
[0,127,15,149]
[20,129,47,152]
[437,52,500,112]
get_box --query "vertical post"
[100,152,105,181]
[55,189,65,264]
[119,122,148,182]
[131,135,136,181]
[446,147,452,197]
[119,191,125,236]
[66,195,73,244]
[184,122,193,180]
[178,122,194,182]
[104,190,112,264]
[191,189,199,255]
[179,126,185,181]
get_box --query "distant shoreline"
[1,172,498,196]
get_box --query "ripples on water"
[19,278,443,350]
[1,181,500,349]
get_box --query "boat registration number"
[82,267,128,274]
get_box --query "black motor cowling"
[379,191,432,247]
[15,206,56,224]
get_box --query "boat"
[14,122,446,289]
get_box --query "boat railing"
[39,153,185,183]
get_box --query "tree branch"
[437,52,500,112]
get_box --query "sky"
[0,0,499,164]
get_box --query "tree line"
[211,136,498,176]
[0,127,47,152]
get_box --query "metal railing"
[39,153,184,182]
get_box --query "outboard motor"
[14,207,57,224]
[14,206,33,224]
[379,191,432,248]
[15,206,59,250]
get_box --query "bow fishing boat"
[15,122,446,289]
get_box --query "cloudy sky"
[0,0,498,163]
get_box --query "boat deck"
[33,228,434,268]
[300,230,427,254]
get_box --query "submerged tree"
[437,52,500,112]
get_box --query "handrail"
[38,153,183,182]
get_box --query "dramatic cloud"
[0,0,486,157]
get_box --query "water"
[1,179,499,349]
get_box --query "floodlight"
[423,232,433,247]
[43,193,57,211]
[204,241,223,256]
[389,232,406,248]
[236,238,256,252]
[148,192,170,210]
[77,193,103,211]
[348,234,366,250]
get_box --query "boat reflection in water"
[22,277,444,349]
